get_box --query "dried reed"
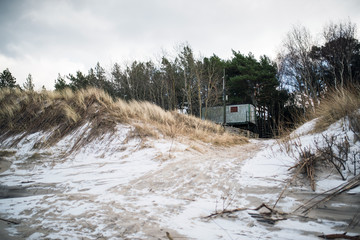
[0,87,247,147]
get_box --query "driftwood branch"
[204,203,285,219]
[318,232,360,240]
[0,217,19,225]
[203,207,248,219]
[297,174,360,214]
[166,232,174,240]
[254,203,276,213]
[273,160,307,209]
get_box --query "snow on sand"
[0,117,359,239]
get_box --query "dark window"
[230,106,238,113]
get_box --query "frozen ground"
[0,118,359,239]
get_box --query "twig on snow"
[298,174,360,214]
[318,232,360,240]
[204,203,285,219]
[0,217,19,224]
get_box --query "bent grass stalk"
[0,87,248,148]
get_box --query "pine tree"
[54,74,68,90]
[68,71,88,91]
[23,74,35,91]
[0,68,17,88]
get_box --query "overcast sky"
[1,0,359,90]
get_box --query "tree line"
[277,19,360,114]
[54,45,226,118]
[1,19,359,137]
[52,46,287,136]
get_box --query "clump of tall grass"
[313,85,360,133]
[0,87,118,147]
[0,87,247,147]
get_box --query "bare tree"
[111,63,132,100]
[277,25,320,113]
[202,55,223,118]
[194,59,204,118]
[178,44,197,115]
[161,57,180,110]
[322,19,358,88]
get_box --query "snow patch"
[0,116,359,239]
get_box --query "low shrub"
[313,85,360,133]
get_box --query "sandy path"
[111,141,263,238]
[1,137,359,239]
[0,139,263,239]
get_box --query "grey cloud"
[1,0,359,89]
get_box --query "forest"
[1,20,360,137]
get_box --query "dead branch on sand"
[203,203,286,219]
[318,232,360,240]
[273,159,308,210]
[295,174,360,214]
[203,207,248,219]
[203,203,288,226]
[288,148,317,191]
[0,217,19,224]
[166,232,174,240]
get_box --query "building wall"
[202,104,256,125]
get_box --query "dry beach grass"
[0,87,247,148]
[312,85,360,133]
[0,87,360,239]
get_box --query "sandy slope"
[0,120,359,239]
[111,141,262,238]
[0,140,261,239]
[0,124,260,239]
